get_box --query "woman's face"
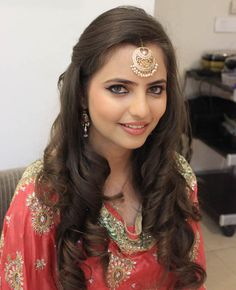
[87,43,167,155]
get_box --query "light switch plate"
[215,17,236,32]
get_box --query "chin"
[120,139,147,150]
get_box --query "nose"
[128,92,150,119]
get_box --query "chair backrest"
[0,167,25,233]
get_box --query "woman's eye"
[107,85,128,94]
[148,85,165,95]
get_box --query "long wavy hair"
[36,6,206,290]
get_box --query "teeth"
[123,124,145,129]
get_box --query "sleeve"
[176,154,207,290]
[0,161,60,290]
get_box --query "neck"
[89,130,132,173]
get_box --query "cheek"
[88,92,121,122]
[152,97,167,121]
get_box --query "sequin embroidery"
[99,205,155,254]
[107,253,136,289]
[5,215,12,227]
[0,232,4,249]
[26,192,55,235]
[0,232,4,256]
[4,251,24,290]
[176,153,196,191]
[190,230,200,261]
[12,160,43,201]
[35,258,46,270]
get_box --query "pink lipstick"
[119,122,148,136]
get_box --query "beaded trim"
[190,230,200,262]
[130,47,158,77]
[99,205,155,254]
[176,153,197,191]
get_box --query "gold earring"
[81,110,90,138]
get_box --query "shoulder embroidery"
[4,251,24,290]
[5,215,12,227]
[175,153,196,192]
[26,192,56,235]
[0,232,4,255]
[13,160,43,200]
[107,253,136,290]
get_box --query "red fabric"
[0,180,206,290]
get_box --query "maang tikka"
[81,110,90,138]
[130,44,158,78]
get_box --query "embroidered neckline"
[99,204,156,254]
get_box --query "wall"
[0,0,155,170]
[155,0,236,77]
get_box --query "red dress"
[0,156,206,290]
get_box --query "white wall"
[0,0,155,170]
[155,0,236,78]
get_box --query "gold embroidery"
[190,230,200,261]
[99,205,155,254]
[12,160,43,201]
[5,215,12,227]
[4,251,24,290]
[35,258,46,270]
[26,192,55,235]
[0,232,4,259]
[176,153,196,192]
[0,232,4,250]
[107,253,136,289]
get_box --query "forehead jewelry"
[130,47,158,77]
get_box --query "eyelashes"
[106,84,166,96]
[106,85,128,94]
[148,85,165,95]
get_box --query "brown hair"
[37,6,206,289]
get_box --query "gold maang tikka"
[130,44,158,77]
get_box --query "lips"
[123,124,146,129]
[119,122,149,135]
[119,122,148,127]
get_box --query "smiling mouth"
[121,124,146,129]
[118,122,149,135]
[119,122,149,128]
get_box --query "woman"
[0,6,206,290]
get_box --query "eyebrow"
[103,78,167,86]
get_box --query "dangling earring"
[81,110,90,138]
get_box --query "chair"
[0,167,25,233]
